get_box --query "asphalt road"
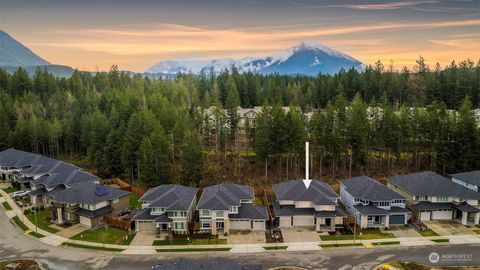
[1,210,479,270]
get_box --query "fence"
[105,216,131,231]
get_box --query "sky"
[1,0,479,72]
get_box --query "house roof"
[151,258,262,270]
[140,184,198,211]
[411,201,453,211]
[273,180,338,206]
[353,204,390,215]
[132,208,156,221]
[197,183,253,211]
[272,204,346,218]
[229,204,268,220]
[340,176,405,201]
[48,183,130,204]
[77,206,114,218]
[451,171,480,187]
[388,171,480,200]
[154,213,173,223]
[454,202,480,213]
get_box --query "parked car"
[12,190,29,198]
[117,209,131,217]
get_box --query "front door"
[216,221,224,229]
[325,218,332,226]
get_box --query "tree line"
[0,57,479,188]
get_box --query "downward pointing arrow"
[303,179,312,189]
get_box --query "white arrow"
[303,141,311,189]
[303,179,312,189]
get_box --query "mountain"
[146,42,363,76]
[0,30,74,77]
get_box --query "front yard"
[71,226,132,245]
[129,193,141,210]
[419,229,439,237]
[320,232,395,241]
[2,187,16,193]
[26,210,59,234]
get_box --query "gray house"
[0,149,100,205]
[388,171,480,225]
[340,176,409,229]
[451,171,480,192]
[272,180,346,231]
[133,184,198,234]
[196,183,268,235]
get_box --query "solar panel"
[95,185,109,196]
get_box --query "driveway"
[227,230,266,244]
[55,224,88,238]
[423,220,475,235]
[389,227,421,238]
[281,228,319,243]
[130,231,157,246]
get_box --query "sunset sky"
[1,0,479,72]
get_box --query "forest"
[0,56,479,188]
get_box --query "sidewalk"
[1,188,480,255]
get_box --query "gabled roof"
[77,206,114,218]
[273,180,338,206]
[0,148,42,167]
[229,204,268,220]
[197,183,253,211]
[48,183,130,204]
[411,201,453,211]
[455,202,480,213]
[340,176,405,201]
[272,204,346,218]
[388,171,480,200]
[451,171,480,187]
[140,184,198,211]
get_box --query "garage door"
[79,216,91,227]
[293,216,314,226]
[136,221,155,231]
[420,211,431,221]
[230,220,250,230]
[252,220,265,231]
[432,210,452,220]
[390,214,405,225]
[279,217,291,227]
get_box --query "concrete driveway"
[227,230,266,244]
[423,220,475,235]
[281,228,319,243]
[130,231,157,246]
[55,224,88,238]
[388,227,421,238]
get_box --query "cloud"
[429,38,480,48]
[317,1,439,10]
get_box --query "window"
[151,208,165,214]
[201,210,210,217]
[393,200,404,204]
[415,196,428,201]
[367,216,373,221]
[174,211,186,217]
[377,201,390,207]
[112,198,119,204]
[216,211,224,218]
[65,212,72,220]
[229,206,238,213]
[436,196,448,203]
[80,203,94,210]
[174,222,185,230]
[201,221,211,229]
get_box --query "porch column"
[315,218,320,231]
[461,211,468,225]
[57,207,63,224]
[211,218,217,235]
[474,213,479,225]
[224,218,230,233]
[384,215,390,228]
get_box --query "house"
[339,176,409,229]
[0,149,100,205]
[47,183,130,228]
[152,258,262,270]
[387,171,480,225]
[451,171,480,192]
[196,183,268,235]
[272,180,346,231]
[132,184,198,234]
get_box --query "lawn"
[371,241,400,246]
[153,238,227,246]
[253,197,263,206]
[419,230,439,237]
[263,245,288,250]
[473,229,480,235]
[156,247,231,252]
[129,193,141,210]
[2,201,12,210]
[320,232,395,241]
[320,243,363,248]
[267,195,276,204]
[63,242,125,252]
[2,187,16,193]
[26,210,59,234]
[431,239,449,243]
[28,231,45,238]
[11,216,29,231]
[71,226,130,245]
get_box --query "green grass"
[71,226,129,245]
[431,239,449,243]
[2,201,12,210]
[11,216,29,231]
[28,231,45,238]
[320,243,363,248]
[156,247,231,252]
[263,245,288,250]
[26,210,59,234]
[473,229,480,235]
[419,230,439,237]
[320,232,395,241]
[2,187,16,193]
[129,193,141,210]
[153,238,227,246]
[372,241,400,246]
[122,233,136,245]
[267,195,276,204]
[253,197,263,206]
[62,242,125,252]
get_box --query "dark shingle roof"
[140,185,198,211]
[411,201,453,211]
[354,204,390,215]
[454,202,480,213]
[77,206,114,218]
[48,183,130,204]
[388,171,480,200]
[197,183,253,210]
[132,208,156,221]
[451,171,480,187]
[273,180,338,206]
[273,204,346,218]
[152,258,262,270]
[340,176,405,201]
[229,204,268,220]
[154,214,173,223]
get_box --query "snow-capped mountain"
[146,42,363,76]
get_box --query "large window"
[201,221,211,229]
[151,207,165,214]
[377,201,390,207]
[436,196,448,202]
[80,203,95,210]
[201,210,210,217]
[174,211,186,217]
[174,222,185,230]
[216,211,224,218]
[229,206,238,213]
[415,196,428,201]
